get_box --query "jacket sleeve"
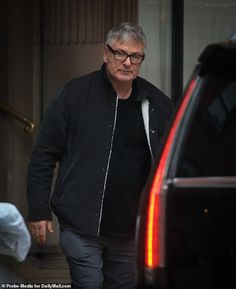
[27,86,69,221]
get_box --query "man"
[27,23,173,289]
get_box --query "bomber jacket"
[27,64,174,237]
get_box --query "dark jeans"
[59,229,137,289]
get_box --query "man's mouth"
[120,70,132,74]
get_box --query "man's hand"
[28,220,54,245]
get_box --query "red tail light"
[145,78,197,269]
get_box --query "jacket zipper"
[97,95,119,236]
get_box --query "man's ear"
[103,46,108,63]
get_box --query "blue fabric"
[0,203,31,262]
[59,229,136,289]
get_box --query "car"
[135,39,236,289]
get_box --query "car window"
[176,74,236,177]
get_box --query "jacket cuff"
[28,207,53,222]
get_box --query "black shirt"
[100,90,151,239]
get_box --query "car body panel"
[135,41,236,289]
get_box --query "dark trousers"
[59,229,137,289]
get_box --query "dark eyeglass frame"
[106,44,145,65]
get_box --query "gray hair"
[105,23,146,48]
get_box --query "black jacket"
[27,65,174,237]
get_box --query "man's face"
[103,38,145,84]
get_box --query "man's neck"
[110,78,133,99]
[116,86,132,99]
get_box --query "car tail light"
[145,78,198,269]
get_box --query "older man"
[27,23,173,289]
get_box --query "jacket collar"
[135,77,150,101]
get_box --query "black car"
[135,40,236,289]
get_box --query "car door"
[136,43,236,289]
[165,70,236,289]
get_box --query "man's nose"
[123,56,132,66]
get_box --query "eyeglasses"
[107,44,145,65]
